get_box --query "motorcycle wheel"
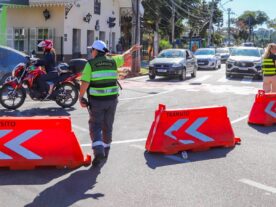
[0,85,26,110]
[55,83,79,108]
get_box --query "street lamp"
[219,0,233,11]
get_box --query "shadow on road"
[146,76,193,83]
[24,164,105,207]
[0,168,72,185]
[144,147,235,169]
[0,107,75,116]
[248,123,276,134]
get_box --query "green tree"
[235,10,269,42]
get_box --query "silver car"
[216,47,230,63]
[226,47,262,79]
[149,49,197,81]
[194,48,221,70]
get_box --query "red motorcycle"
[0,59,87,110]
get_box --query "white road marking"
[77,115,248,147]
[231,115,248,124]
[127,76,149,81]
[80,138,147,147]
[241,77,253,84]
[130,144,190,163]
[193,75,211,82]
[239,179,276,194]
[130,144,145,150]
[72,124,89,132]
[119,89,174,101]
[218,76,229,83]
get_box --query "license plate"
[157,69,167,72]
[198,62,204,65]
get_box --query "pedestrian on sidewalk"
[79,40,141,166]
[262,43,276,93]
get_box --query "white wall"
[7,6,64,39]
[64,0,123,56]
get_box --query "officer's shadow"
[25,164,105,207]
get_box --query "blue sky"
[219,0,276,26]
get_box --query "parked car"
[226,47,262,79]
[0,45,30,85]
[194,48,221,70]
[148,49,197,81]
[216,47,230,63]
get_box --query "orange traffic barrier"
[248,90,276,126]
[145,104,241,154]
[0,116,91,170]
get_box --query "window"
[37,28,54,52]
[14,28,25,51]
[94,0,101,15]
[99,31,105,42]
[87,30,94,47]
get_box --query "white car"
[226,47,262,79]
[194,48,221,70]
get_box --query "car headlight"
[254,61,262,66]
[149,63,154,67]
[227,59,235,64]
[172,63,182,68]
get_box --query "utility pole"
[171,0,175,47]
[248,16,252,42]
[131,0,141,73]
[227,8,231,46]
[207,0,215,47]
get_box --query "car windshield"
[157,50,184,58]
[194,49,215,55]
[216,48,229,54]
[230,48,261,57]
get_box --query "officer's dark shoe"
[104,147,110,159]
[92,153,105,167]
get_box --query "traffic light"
[108,17,116,28]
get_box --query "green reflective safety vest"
[262,58,276,76]
[88,56,119,97]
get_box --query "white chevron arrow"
[0,130,42,160]
[0,130,13,160]
[265,101,276,118]
[164,119,188,140]
[164,117,214,145]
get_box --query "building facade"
[2,0,131,61]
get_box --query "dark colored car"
[148,49,197,81]
[216,47,230,63]
[0,45,29,85]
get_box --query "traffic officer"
[79,40,141,166]
[262,43,276,93]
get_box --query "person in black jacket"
[36,39,58,98]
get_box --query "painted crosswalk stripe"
[241,77,253,84]
[218,76,229,83]
[239,179,276,194]
[193,75,211,82]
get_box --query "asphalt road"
[1,64,276,207]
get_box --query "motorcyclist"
[36,39,58,98]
